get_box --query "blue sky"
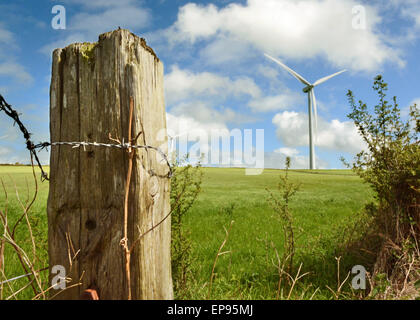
[0,0,419,169]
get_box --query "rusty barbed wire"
[0,94,49,180]
[0,94,173,180]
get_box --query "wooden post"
[48,29,173,299]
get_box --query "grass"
[182,168,374,299]
[0,165,375,300]
[0,166,49,300]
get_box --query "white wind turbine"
[264,53,346,169]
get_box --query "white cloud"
[0,27,13,45]
[198,36,256,66]
[0,146,21,164]
[170,101,253,126]
[0,146,11,156]
[165,0,403,71]
[256,65,279,80]
[411,98,420,106]
[169,3,221,42]
[70,6,150,36]
[248,92,303,112]
[275,147,299,157]
[389,0,420,28]
[164,66,260,142]
[167,112,229,138]
[165,65,261,105]
[166,111,229,163]
[164,66,260,145]
[407,10,420,28]
[0,117,21,142]
[0,26,33,89]
[0,62,34,85]
[272,110,365,154]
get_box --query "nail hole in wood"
[85,219,96,230]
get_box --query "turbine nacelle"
[302,85,313,93]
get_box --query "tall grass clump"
[266,157,310,299]
[0,157,49,300]
[266,157,300,275]
[345,75,419,299]
[170,156,203,299]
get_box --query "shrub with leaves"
[345,75,419,298]
[266,157,300,275]
[170,156,203,298]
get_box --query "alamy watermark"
[51,265,66,290]
[352,5,366,30]
[51,5,66,30]
[158,127,265,175]
[351,265,367,290]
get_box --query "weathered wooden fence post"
[48,29,173,299]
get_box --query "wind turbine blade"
[264,53,311,86]
[311,89,318,144]
[313,70,346,87]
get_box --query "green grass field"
[0,166,375,300]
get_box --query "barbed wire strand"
[0,94,173,180]
[0,94,49,180]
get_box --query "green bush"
[170,157,203,298]
[345,75,419,280]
